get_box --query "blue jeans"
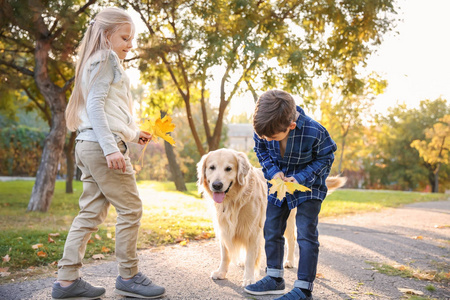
[264,199,322,291]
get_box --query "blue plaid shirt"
[254,106,337,209]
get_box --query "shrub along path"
[0,199,449,300]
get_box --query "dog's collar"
[224,181,233,193]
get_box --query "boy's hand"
[106,151,126,173]
[284,176,298,184]
[273,172,285,180]
[139,131,152,145]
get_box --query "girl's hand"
[106,151,126,173]
[139,131,152,145]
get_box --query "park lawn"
[0,180,448,278]
[320,189,448,217]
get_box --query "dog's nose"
[212,181,223,191]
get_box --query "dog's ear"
[196,152,209,191]
[236,151,251,186]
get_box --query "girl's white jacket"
[77,50,140,156]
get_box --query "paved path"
[1,200,449,300]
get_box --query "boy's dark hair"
[253,90,297,138]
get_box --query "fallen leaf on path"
[106,232,112,239]
[398,288,424,295]
[32,244,43,250]
[48,233,60,237]
[413,271,436,281]
[87,239,94,244]
[36,251,47,258]
[434,224,450,229]
[92,254,105,260]
[101,246,111,253]
[180,240,188,246]
[316,273,325,278]
[194,232,211,240]
[94,234,102,240]
[412,236,423,240]
[0,267,9,272]
[393,264,406,271]
[48,237,55,243]
[2,255,10,262]
[174,237,184,243]
[0,272,11,277]
[50,261,58,266]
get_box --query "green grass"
[425,284,436,292]
[321,189,448,217]
[366,261,449,284]
[0,180,213,278]
[0,181,448,279]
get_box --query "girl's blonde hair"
[66,7,135,131]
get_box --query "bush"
[0,126,47,176]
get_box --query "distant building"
[227,123,254,152]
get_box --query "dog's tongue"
[213,192,225,203]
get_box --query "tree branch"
[49,0,97,42]
[0,59,34,76]
[21,84,52,126]
[62,77,75,93]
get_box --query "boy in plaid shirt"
[245,90,337,300]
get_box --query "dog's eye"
[209,165,215,170]
[225,167,232,172]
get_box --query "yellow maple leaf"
[285,181,311,193]
[268,178,311,200]
[140,115,176,146]
[268,178,288,200]
[139,115,176,165]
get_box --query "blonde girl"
[52,8,165,300]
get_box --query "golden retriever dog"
[197,148,346,286]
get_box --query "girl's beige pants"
[57,140,142,280]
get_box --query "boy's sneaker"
[51,278,106,299]
[244,275,285,295]
[274,288,313,300]
[114,272,165,299]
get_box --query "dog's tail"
[325,176,347,193]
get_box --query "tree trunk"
[164,141,187,192]
[27,107,66,211]
[161,110,186,191]
[65,131,77,193]
[427,170,436,193]
[433,163,441,193]
[338,135,347,174]
[27,39,67,212]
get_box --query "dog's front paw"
[211,270,227,280]
[242,277,256,287]
[284,260,294,268]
